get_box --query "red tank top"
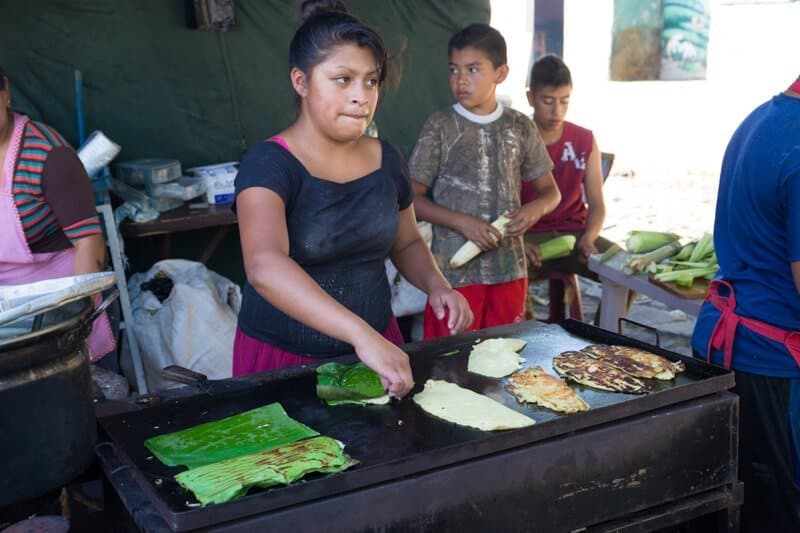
[523,121,594,232]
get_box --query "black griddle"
[97,319,735,531]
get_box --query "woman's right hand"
[354,333,414,399]
[458,214,503,251]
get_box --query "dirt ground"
[600,168,719,244]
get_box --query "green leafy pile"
[145,403,358,505]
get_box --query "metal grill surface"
[98,320,733,529]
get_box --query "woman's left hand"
[428,287,473,335]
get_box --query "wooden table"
[588,251,704,332]
[120,203,237,263]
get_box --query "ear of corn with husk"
[450,215,510,268]
[537,235,577,261]
[316,362,389,406]
[144,403,319,468]
[625,231,680,253]
[176,436,358,505]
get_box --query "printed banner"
[610,0,711,81]
[660,0,711,80]
[610,0,663,81]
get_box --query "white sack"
[385,221,432,317]
[125,259,241,392]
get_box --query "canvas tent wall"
[1,0,490,164]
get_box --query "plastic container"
[115,158,182,186]
[108,178,184,212]
[77,131,121,178]
[145,176,207,200]
[186,162,238,205]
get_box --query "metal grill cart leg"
[97,204,148,394]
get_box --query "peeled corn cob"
[450,215,510,268]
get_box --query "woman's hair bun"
[298,0,349,22]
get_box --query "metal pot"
[0,295,111,507]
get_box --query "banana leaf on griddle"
[176,436,359,505]
[316,362,389,405]
[145,403,319,468]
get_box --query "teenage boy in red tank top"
[522,54,629,320]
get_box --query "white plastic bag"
[385,221,432,317]
[124,260,241,392]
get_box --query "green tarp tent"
[2,0,490,164]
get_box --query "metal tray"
[97,319,734,531]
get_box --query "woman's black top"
[233,139,413,356]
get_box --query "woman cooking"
[232,0,473,398]
[0,66,114,361]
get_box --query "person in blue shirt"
[691,75,800,532]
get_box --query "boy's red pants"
[423,278,527,339]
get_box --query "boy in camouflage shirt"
[410,24,560,339]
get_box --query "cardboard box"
[186,162,238,204]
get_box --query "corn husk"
[145,403,319,468]
[316,362,389,406]
[653,265,719,288]
[653,232,718,288]
[689,232,714,262]
[673,242,696,261]
[626,241,683,273]
[598,243,623,263]
[176,436,358,505]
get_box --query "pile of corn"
[624,231,718,288]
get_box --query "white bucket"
[186,162,238,204]
[77,131,121,178]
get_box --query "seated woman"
[0,66,114,361]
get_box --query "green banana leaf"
[145,403,319,469]
[316,362,388,406]
[176,436,359,505]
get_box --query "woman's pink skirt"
[232,318,405,376]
